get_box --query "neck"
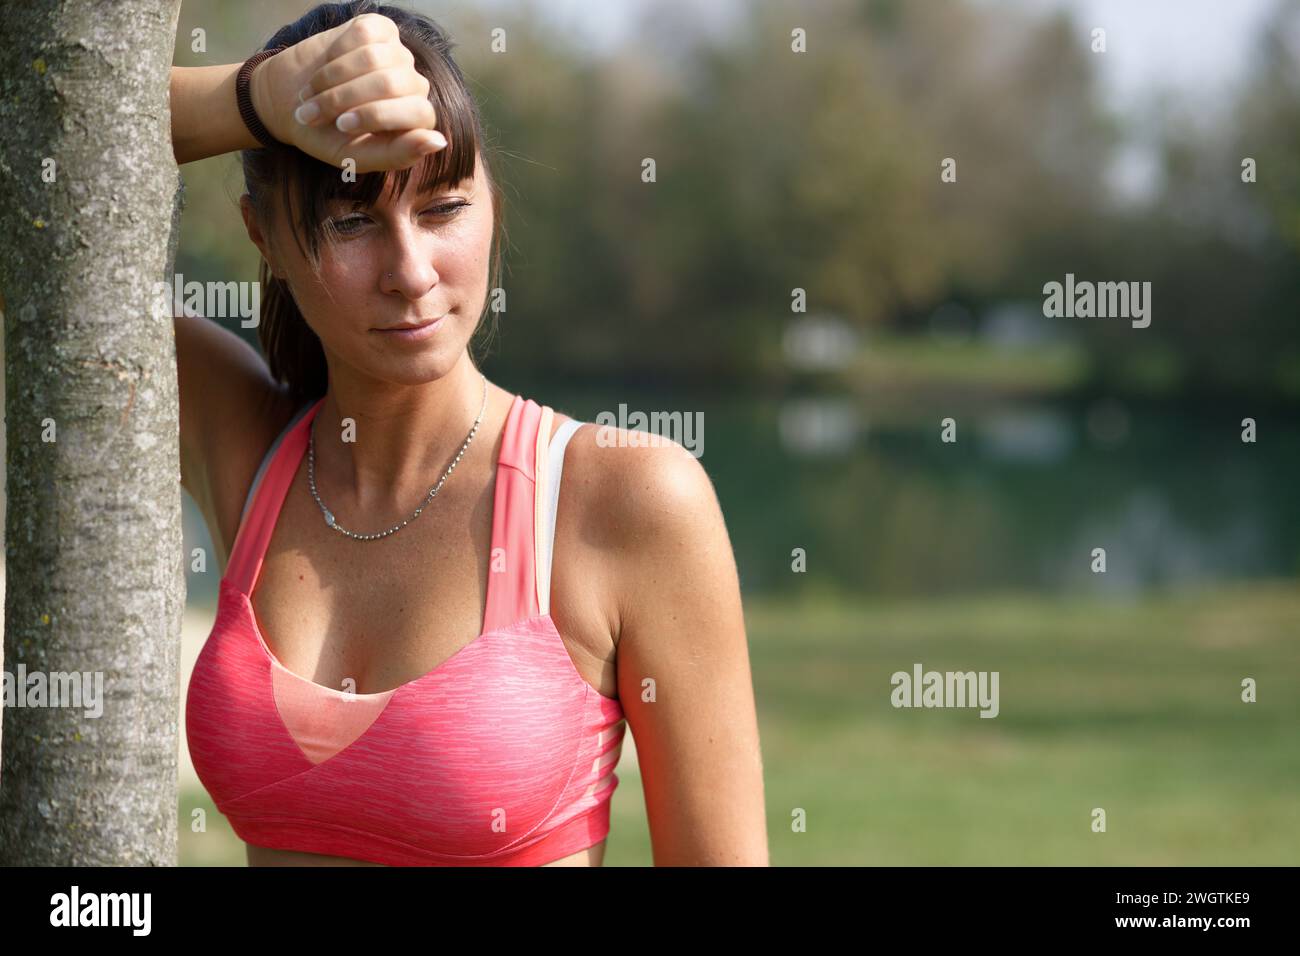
[313,356,492,517]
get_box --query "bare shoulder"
[556,416,720,539]
[554,417,727,644]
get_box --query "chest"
[191,575,623,862]
[243,458,618,700]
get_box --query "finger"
[300,39,413,103]
[335,129,446,174]
[353,128,449,172]
[323,12,400,65]
[295,11,398,91]
[333,96,438,136]
[297,68,431,127]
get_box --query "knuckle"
[351,14,382,41]
[363,12,396,37]
[379,68,403,97]
[361,43,384,71]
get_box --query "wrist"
[173,64,258,164]
[250,60,277,144]
[240,46,288,148]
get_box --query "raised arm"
[170,12,447,170]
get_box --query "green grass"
[179,789,244,866]
[745,580,1300,865]
[181,580,1300,866]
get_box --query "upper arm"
[599,432,769,866]
[173,311,293,562]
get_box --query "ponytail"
[256,259,328,407]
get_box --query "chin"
[377,353,461,386]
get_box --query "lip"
[371,314,447,341]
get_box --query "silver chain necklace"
[307,373,489,541]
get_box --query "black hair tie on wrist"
[237,45,288,149]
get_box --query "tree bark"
[0,0,185,865]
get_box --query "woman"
[170,1,767,866]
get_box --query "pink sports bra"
[185,393,627,866]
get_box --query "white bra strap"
[536,418,584,616]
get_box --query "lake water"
[183,383,1300,606]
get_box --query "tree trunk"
[0,0,185,865]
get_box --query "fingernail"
[336,111,359,132]
[428,130,447,149]
[297,84,312,104]
[295,101,320,124]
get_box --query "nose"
[379,217,439,300]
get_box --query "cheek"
[292,260,368,326]
[456,214,495,284]
[437,216,491,277]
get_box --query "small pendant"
[324,510,335,527]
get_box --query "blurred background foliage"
[160,0,1299,865]
[174,0,1300,397]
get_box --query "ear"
[240,194,283,279]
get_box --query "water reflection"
[1085,397,1131,447]
[181,384,1300,603]
[777,398,860,456]
[1052,488,1269,596]
[977,408,1073,464]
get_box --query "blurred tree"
[166,0,1295,402]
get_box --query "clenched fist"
[250,12,446,172]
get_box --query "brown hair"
[240,0,506,407]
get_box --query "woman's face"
[258,153,494,387]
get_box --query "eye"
[424,200,470,218]
[330,214,368,235]
[328,202,469,237]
